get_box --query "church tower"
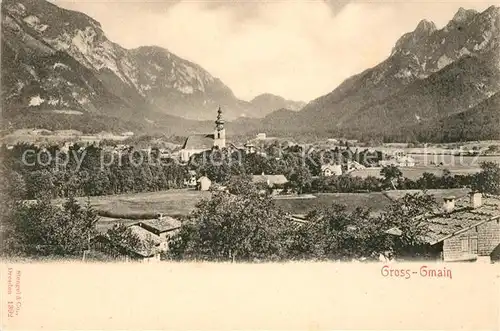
[213,106,226,148]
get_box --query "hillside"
[0,0,256,131]
[416,92,500,142]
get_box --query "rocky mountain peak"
[414,19,437,35]
[391,19,438,56]
[451,7,478,24]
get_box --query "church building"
[179,106,226,162]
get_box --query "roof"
[422,195,500,244]
[383,191,500,245]
[182,134,214,150]
[135,216,182,233]
[321,164,341,170]
[252,174,288,186]
[128,225,162,257]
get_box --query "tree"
[472,162,500,195]
[380,165,403,190]
[103,223,142,256]
[288,204,379,261]
[226,174,258,196]
[375,193,438,259]
[5,196,98,257]
[289,166,313,194]
[168,191,290,262]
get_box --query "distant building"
[346,160,366,172]
[321,164,342,177]
[380,155,416,167]
[197,176,212,191]
[252,174,288,195]
[122,131,135,137]
[244,143,256,154]
[396,156,416,167]
[134,215,182,241]
[256,133,267,140]
[179,107,226,162]
[185,170,197,187]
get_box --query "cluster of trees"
[0,165,145,259]
[167,176,439,262]
[2,144,187,199]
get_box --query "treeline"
[308,167,477,194]
[1,144,187,199]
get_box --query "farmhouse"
[134,215,182,240]
[179,106,226,162]
[387,190,500,263]
[425,193,500,263]
[93,215,182,262]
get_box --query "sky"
[54,0,499,102]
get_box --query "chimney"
[469,192,482,209]
[443,196,456,213]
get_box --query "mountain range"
[1,0,304,132]
[1,0,499,142]
[248,6,500,141]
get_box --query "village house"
[251,174,288,195]
[321,164,342,177]
[179,106,226,162]
[92,215,182,262]
[135,215,182,241]
[197,176,212,191]
[380,155,416,167]
[396,155,416,167]
[184,170,197,187]
[387,191,500,263]
[244,143,256,154]
[425,193,500,263]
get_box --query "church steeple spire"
[213,106,226,148]
[215,105,224,127]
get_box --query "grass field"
[274,192,393,216]
[70,189,211,219]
